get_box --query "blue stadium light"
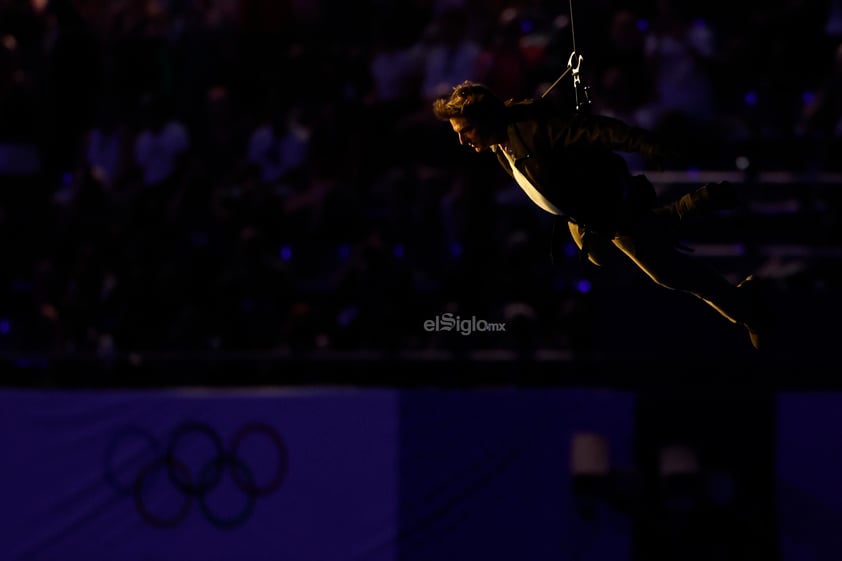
[520,19,535,34]
[802,90,815,105]
[744,91,758,107]
[0,318,10,335]
[337,305,359,327]
[337,244,351,259]
[575,279,592,293]
[564,241,578,258]
[450,242,462,258]
[393,244,405,259]
[280,245,292,261]
[636,19,649,32]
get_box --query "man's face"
[449,117,494,153]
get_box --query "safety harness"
[542,0,596,264]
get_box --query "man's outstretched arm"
[562,113,675,168]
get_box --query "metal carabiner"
[567,51,591,113]
[567,51,583,87]
[540,51,586,100]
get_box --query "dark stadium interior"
[2,2,842,560]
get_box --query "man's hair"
[431,81,508,126]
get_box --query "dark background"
[1,0,840,385]
[1,2,841,560]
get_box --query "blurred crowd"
[0,0,840,357]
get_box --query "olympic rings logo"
[104,421,288,529]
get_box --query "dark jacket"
[495,98,661,235]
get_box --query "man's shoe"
[737,274,775,350]
[654,181,739,226]
[681,181,739,219]
[696,181,738,212]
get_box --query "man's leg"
[610,220,769,347]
